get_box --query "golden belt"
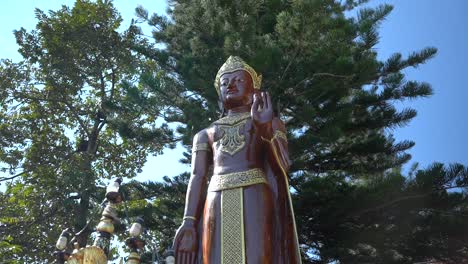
[207,168,267,264]
[208,168,267,192]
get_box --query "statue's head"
[214,56,262,110]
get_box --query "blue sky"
[370,0,468,170]
[0,0,467,184]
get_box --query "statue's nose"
[228,78,240,90]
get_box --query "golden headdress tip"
[214,56,262,95]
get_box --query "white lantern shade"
[165,255,175,264]
[129,222,142,237]
[106,181,120,194]
[56,236,68,250]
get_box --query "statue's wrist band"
[261,130,288,143]
[183,216,197,221]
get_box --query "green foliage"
[136,0,436,174]
[294,163,468,263]
[0,0,174,262]
[131,0,467,262]
[117,173,189,258]
[0,235,23,264]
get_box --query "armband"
[272,130,287,141]
[261,130,288,143]
[192,143,211,153]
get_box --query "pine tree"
[136,0,436,171]
[133,0,466,262]
[294,163,468,263]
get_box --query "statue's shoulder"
[193,128,210,144]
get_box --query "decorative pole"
[65,178,123,264]
[53,178,177,263]
[93,178,123,255]
[125,217,146,264]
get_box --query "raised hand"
[173,220,198,264]
[251,91,273,125]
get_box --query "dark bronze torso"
[207,112,266,175]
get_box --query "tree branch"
[17,92,90,137]
[109,68,116,101]
[0,171,27,182]
[352,184,468,217]
[100,72,106,99]
[61,100,90,137]
[353,193,428,216]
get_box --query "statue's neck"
[227,105,251,115]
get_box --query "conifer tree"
[136,0,436,172]
[134,0,467,262]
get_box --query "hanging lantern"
[56,228,72,250]
[164,249,175,264]
[129,217,144,237]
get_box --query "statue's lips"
[226,88,238,94]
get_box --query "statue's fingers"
[251,93,260,114]
[266,92,272,111]
[262,92,268,110]
[179,253,184,264]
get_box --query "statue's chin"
[223,95,253,109]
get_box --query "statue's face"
[219,70,254,109]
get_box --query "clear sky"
[370,0,468,170]
[0,0,466,185]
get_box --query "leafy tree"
[133,0,467,262]
[0,0,174,262]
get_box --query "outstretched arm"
[174,130,211,264]
[251,91,291,173]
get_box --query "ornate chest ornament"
[214,112,250,156]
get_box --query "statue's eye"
[237,78,244,82]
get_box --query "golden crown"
[214,56,262,95]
